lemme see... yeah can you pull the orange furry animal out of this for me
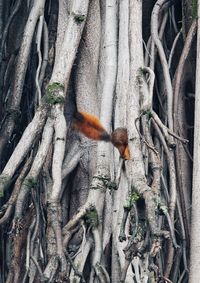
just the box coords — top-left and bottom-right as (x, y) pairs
(111, 128), (130, 160)
(73, 111), (131, 160)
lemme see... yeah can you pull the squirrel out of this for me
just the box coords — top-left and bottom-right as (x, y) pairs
(72, 111), (131, 160)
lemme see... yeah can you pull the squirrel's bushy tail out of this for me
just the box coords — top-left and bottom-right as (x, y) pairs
(72, 111), (111, 141)
(72, 111), (131, 160)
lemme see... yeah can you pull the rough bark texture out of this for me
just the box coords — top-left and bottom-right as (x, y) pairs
(0, 0), (197, 282)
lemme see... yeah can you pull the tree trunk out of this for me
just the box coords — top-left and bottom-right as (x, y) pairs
(0, 0), (197, 282)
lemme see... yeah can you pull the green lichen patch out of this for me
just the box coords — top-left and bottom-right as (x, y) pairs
(137, 67), (149, 85)
(74, 14), (86, 23)
(154, 196), (168, 215)
(156, 202), (168, 216)
(124, 191), (141, 209)
(85, 208), (98, 227)
(0, 175), (11, 197)
(158, 204), (168, 215)
(142, 109), (152, 119)
(192, 0), (197, 19)
(45, 82), (65, 105)
(47, 82), (64, 92)
(106, 180), (118, 191)
(138, 67), (148, 76)
(98, 176), (118, 191)
(23, 177), (37, 189)
(92, 175), (114, 190)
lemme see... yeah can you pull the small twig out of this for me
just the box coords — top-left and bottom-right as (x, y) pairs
(161, 175), (170, 212)
(143, 38), (153, 66)
(39, 20), (49, 87)
(152, 119), (177, 217)
(164, 211), (179, 249)
(152, 110), (189, 144)
(167, 130), (188, 144)
(177, 270), (188, 283)
(155, 79), (166, 114)
(135, 116), (158, 155)
(151, 111), (175, 148)
(35, 15), (44, 106)
(144, 36), (152, 66)
(170, 5), (178, 34)
(22, 270), (29, 283)
(168, 30), (182, 69)
(173, 20), (197, 125)
(30, 256), (44, 278)
(151, 0), (174, 130)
